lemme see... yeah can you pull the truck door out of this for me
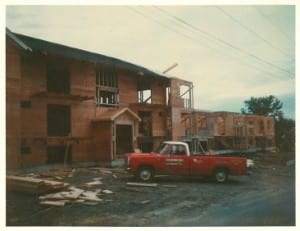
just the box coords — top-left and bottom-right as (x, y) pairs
(164, 144), (190, 175)
(190, 155), (216, 176)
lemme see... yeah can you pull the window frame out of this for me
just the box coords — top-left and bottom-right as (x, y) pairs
(95, 70), (119, 107)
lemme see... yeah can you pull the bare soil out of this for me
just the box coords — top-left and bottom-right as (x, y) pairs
(6, 152), (295, 226)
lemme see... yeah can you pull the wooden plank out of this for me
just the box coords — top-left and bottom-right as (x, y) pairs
(140, 200), (151, 205)
(82, 202), (99, 206)
(39, 192), (67, 201)
(80, 191), (102, 202)
(7, 176), (44, 185)
(126, 182), (158, 187)
(79, 196), (102, 202)
(43, 180), (69, 189)
(102, 189), (113, 194)
(85, 180), (103, 187)
(40, 200), (67, 207)
(7, 175), (69, 194)
(65, 188), (84, 199)
(7, 182), (42, 194)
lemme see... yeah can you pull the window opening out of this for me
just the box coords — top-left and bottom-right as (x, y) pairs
(180, 85), (191, 108)
(259, 120), (264, 133)
(47, 104), (71, 137)
(47, 64), (70, 94)
(137, 78), (152, 104)
(96, 70), (119, 107)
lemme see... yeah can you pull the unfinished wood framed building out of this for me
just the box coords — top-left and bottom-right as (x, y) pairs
(182, 111), (275, 153)
(6, 28), (194, 169)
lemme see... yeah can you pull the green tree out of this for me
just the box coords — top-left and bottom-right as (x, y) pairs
(241, 95), (283, 120)
(241, 95), (295, 152)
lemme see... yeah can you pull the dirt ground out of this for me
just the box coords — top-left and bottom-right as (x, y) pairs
(6, 152), (295, 226)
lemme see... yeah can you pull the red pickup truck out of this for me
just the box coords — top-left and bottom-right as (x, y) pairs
(125, 141), (247, 183)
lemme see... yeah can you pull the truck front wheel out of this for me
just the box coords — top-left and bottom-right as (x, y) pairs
(214, 169), (228, 183)
(137, 167), (154, 182)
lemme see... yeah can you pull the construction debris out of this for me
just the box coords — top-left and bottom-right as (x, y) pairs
(26, 173), (39, 178)
(112, 174), (117, 179)
(7, 175), (69, 194)
(126, 182), (158, 187)
(40, 200), (67, 207)
(102, 189), (113, 194)
(38, 187), (103, 207)
(85, 180), (103, 187)
(140, 200), (151, 205)
(80, 191), (103, 202)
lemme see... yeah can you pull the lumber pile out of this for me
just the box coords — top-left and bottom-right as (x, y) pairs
(38, 187), (111, 206)
(7, 174), (114, 207)
(6, 175), (69, 194)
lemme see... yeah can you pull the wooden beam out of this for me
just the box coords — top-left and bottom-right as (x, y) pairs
(126, 182), (158, 187)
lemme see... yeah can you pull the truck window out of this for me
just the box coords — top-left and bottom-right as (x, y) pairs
(170, 145), (186, 155)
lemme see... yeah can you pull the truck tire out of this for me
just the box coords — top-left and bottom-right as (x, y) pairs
(214, 168), (228, 183)
(137, 167), (153, 182)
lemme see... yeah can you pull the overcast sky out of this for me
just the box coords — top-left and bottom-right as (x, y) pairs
(5, 3), (296, 119)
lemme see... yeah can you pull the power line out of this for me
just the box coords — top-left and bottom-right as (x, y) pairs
(126, 7), (202, 46)
(254, 6), (294, 45)
(128, 7), (246, 69)
(153, 6), (294, 77)
(150, 6), (291, 80)
(127, 6), (293, 80)
(215, 6), (293, 60)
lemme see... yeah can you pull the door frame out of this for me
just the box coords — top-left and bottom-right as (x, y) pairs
(114, 123), (134, 158)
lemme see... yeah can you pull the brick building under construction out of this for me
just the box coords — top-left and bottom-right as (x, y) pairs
(6, 28), (275, 169)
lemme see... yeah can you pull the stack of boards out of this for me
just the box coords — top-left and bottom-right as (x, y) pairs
(6, 175), (69, 195)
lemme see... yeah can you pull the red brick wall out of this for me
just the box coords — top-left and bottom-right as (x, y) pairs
(6, 40), (22, 168)
(70, 62), (95, 162)
(151, 79), (166, 105)
(92, 122), (112, 162)
(119, 73), (137, 106)
(19, 56), (47, 166)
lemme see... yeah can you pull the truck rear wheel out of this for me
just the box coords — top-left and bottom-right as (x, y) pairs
(137, 167), (153, 182)
(214, 169), (228, 183)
